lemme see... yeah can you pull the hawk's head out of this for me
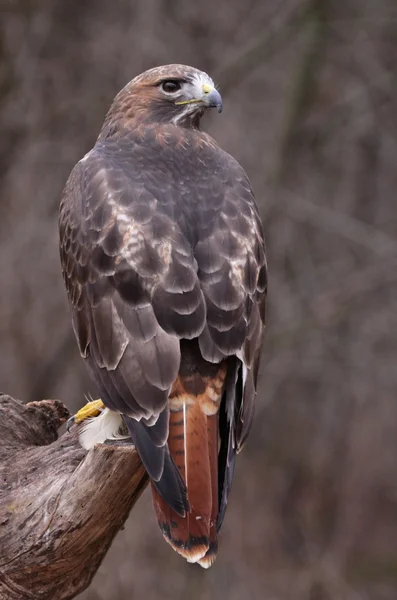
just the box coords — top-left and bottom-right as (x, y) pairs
(102, 64), (222, 132)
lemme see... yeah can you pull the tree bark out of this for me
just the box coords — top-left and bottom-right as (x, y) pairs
(0, 395), (148, 600)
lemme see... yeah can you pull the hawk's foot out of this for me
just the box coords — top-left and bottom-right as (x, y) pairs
(67, 399), (105, 432)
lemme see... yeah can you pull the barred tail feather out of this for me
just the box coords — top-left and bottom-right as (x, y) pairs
(197, 410), (219, 568)
(152, 398), (219, 566)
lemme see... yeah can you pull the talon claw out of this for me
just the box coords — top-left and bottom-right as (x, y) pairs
(66, 414), (75, 433)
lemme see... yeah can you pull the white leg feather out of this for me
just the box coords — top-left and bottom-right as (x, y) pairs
(79, 409), (129, 450)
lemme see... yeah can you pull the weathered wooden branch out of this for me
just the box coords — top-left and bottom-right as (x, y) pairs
(0, 395), (148, 600)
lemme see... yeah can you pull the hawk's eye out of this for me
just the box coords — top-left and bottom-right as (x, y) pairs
(161, 80), (182, 94)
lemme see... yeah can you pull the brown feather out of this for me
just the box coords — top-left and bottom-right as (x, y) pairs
(152, 350), (227, 565)
(197, 411), (219, 568)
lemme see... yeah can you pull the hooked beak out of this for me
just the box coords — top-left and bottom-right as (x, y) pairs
(174, 82), (223, 113)
(201, 83), (223, 113)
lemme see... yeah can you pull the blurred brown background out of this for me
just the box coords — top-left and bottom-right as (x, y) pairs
(1, 0), (397, 598)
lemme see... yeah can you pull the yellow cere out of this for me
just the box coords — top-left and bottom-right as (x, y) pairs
(175, 83), (214, 106)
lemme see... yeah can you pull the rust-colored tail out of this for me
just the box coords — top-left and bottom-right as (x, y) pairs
(151, 354), (227, 567)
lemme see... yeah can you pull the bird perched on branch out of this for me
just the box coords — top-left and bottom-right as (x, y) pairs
(59, 64), (267, 568)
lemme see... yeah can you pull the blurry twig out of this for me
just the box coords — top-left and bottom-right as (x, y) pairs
(28, 329), (78, 403)
(273, 0), (330, 182)
(294, 556), (364, 600)
(278, 189), (397, 257)
(265, 253), (397, 352)
(215, 0), (303, 94)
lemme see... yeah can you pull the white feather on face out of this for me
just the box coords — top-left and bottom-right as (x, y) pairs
(182, 71), (216, 101)
(164, 71), (218, 126)
(79, 408), (129, 450)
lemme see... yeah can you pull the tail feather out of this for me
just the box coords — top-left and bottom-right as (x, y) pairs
(150, 340), (228, 568)
(197, 540), (218, 569)
(152, 401), (217, 563)
(197, 412), (219, 568)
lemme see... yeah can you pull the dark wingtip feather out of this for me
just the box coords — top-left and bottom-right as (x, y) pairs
(124, 416), (189, 516)
(153, 448), (190, 517)
(217, 358), (240, 532)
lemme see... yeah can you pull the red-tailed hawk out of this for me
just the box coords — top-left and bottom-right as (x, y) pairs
(59, 64), (267, 567)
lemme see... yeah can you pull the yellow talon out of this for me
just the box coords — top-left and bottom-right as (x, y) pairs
(74, 399), (105, 424)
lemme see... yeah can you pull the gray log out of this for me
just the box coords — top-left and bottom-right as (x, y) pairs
(0, 395), (148, 600)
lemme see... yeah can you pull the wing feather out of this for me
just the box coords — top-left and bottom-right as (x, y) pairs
(59, 128), (267, 520)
